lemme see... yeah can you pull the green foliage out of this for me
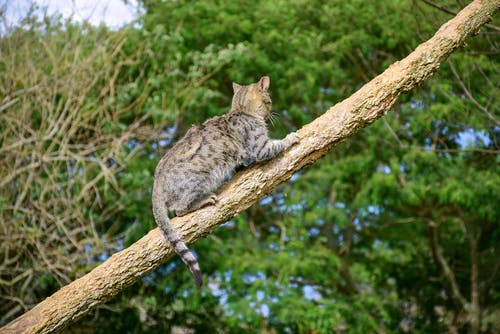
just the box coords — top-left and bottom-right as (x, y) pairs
(1, 0), (498, 333)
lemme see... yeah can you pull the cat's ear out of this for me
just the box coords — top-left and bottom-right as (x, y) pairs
(258, 76), (270, 91)
(232, 82), (242, 93)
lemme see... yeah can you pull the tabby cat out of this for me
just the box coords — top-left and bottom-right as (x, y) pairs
(152, 76), (300, 286)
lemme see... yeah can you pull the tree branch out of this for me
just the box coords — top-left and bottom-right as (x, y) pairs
(2, 0), (498, 333)
(426, 221), (468, 308)
(420, 0), (500, 32)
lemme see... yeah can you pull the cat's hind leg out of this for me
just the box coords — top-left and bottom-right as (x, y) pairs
(175, 192), (218, 217)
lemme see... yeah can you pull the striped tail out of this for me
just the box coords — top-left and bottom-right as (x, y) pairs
(152, 183), (203, 287)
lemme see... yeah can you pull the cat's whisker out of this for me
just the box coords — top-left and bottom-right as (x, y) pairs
(268, 112), (280, 127)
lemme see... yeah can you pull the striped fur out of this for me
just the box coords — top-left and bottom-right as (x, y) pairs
(152, 180), (203, 286)
(152, 76), (299, 286)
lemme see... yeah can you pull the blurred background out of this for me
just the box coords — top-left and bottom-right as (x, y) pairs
(0, 0), (498, 333)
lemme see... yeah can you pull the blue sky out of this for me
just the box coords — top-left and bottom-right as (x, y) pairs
(3, 0), (140, 29)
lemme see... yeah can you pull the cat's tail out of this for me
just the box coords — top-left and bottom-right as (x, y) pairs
(152, 180), (203, 287)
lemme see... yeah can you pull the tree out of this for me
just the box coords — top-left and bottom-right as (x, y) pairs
(1, 1), (498, 333)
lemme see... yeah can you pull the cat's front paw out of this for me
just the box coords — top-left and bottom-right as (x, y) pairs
(284, 132), (301, 148)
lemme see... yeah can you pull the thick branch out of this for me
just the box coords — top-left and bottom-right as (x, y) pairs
(2, 1), (498, 333)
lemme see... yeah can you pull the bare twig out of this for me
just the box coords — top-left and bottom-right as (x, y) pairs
(420, 0), (500, 32)
(448, 60), (499, 125)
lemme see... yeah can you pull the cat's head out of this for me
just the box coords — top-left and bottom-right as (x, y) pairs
(231, 76), (272, 118)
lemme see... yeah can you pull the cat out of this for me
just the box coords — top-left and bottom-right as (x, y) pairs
(152, 76), (300, 286)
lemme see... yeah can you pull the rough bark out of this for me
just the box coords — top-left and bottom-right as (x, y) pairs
(2, 0), (498, 333)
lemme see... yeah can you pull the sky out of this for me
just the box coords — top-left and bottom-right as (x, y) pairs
(2, 0), (140, 29)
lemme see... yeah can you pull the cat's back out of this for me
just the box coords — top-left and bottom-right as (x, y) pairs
(157, 114), (243, 173)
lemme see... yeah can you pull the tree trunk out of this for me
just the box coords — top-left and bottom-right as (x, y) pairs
(1, 0), (498, 333)
(468, 233), (480, 334)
